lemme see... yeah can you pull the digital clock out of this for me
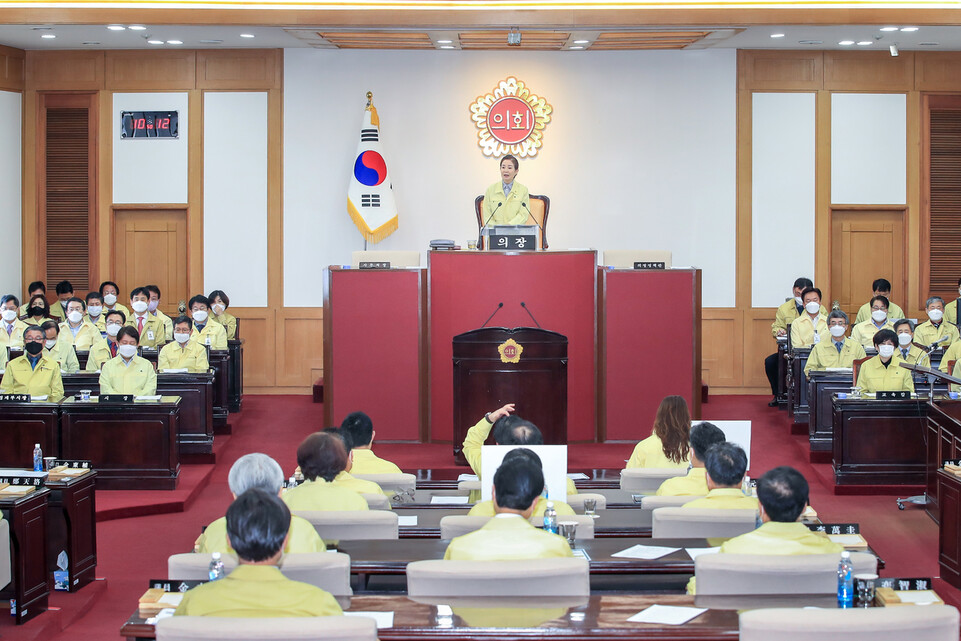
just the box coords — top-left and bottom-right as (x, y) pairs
(120, 111), (179, 139)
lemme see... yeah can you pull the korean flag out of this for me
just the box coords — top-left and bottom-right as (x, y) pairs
(347, 96), (398, 244)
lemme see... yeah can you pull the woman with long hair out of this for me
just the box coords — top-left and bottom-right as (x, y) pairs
(626, 395), (691, 468)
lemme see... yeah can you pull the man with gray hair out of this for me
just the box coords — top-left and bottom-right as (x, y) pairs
(194, 453), (326, 554)
(804, 309), (866, 377)
(916, 296), (960, 349)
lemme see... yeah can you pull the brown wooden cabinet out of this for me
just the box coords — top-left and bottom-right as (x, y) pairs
(0, 488), (50, 624)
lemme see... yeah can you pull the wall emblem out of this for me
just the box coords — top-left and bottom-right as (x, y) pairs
(498, 338), (524, 364)
(470, 77), (553, 158)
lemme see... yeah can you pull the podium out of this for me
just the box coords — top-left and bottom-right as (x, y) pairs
(452, 327), (567, 464)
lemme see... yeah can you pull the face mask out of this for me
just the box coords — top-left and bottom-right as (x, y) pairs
(871, 309), (887, 323)
(148, 300), (159, 313)
(929, 309), (944, 322)
(30, 306), (45, 316)
(212, 304), (225, 315)
(174, 332), (191, 344)
(45, 339), (57, 349)
(67, 311), (83, 324)
(103, 293), (117, 306)
(24, 341), (43, 356)
(131, 300), (149, 314)
(829, 325), (846, 338)
(87, 305), (102, 317)
(118, 344), (138, 359)
(805, 301), (820, 315)
(106, 323), (121, 337)
(898, 332), (913, 346)
(879, 344), (896, 359)
(1, 309), (17, 322)
(192, 310), (208, 323)
(794, 296), (803, 306)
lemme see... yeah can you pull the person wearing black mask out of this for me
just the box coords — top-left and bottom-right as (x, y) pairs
(0, 325), (64, 400)
(23, 294), (53, 325)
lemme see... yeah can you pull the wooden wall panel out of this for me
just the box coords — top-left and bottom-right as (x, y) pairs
(702, 310), (740, 388)
(744, 311), (778, 391)
(0, 45), (25, 91)
(197, 50), (281, 90)
(275, 310), (324, 390)
(26, 51), (104, 91)
(231, 308), (274, 389)
(915, 54), (961, 92)
(105, 50), (196, 90)
(823, 51), (914, 91)
(738, 50), (822, 91)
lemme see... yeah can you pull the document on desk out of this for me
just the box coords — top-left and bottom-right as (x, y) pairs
(567, 472), (589, 480)
(397, 515), (418, 526)
(627, 604), (707, 625)
(894, 590), (941, 604)
(457, 474), (479, 482)
(828, 534), (868, 548)
(430, 496), (470, 505)
(685, 546), (720, 560)
(135, 395), (163, 401)
(612, 544), (680, 559)
(30, 395), (48, 401)
(344, 611), (394, 628)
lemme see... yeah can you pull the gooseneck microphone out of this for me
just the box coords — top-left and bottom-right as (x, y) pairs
(521, 201), (544, 234)
(520, 301), (542, 329)
(479, 201), (503, 248)
(481, 302), (504, 328)
(481, 201), (502, 231)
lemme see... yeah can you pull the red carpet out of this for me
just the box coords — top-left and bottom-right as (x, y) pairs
(12, 395), (956, 640)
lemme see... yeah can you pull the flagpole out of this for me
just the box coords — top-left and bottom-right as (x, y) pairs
(365, 90), (372, 252)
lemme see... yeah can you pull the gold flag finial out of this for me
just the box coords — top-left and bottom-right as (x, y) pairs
(366, 91), (373, 107)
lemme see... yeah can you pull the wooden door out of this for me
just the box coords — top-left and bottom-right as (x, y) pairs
(112, 207), (188, 317)
(830, 209), (906, 318)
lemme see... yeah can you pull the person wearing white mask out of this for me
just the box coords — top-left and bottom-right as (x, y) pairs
(99, 326), (157, 396)
(946, 278), (961, 328)
(98, 280), (130, 319)
(208, 289), (237, 340)
(188, 295), (228, 350)
(789, 287), (829, 349)
(125, 286), (165, 349)
(145, 285), (174, 342)
(854, 278), (904, 324)
(40, 320), (79, 374)
(84, 292), (107, 334)
(916, 296), (960, 350)
(85, 310), (127, 371)
(892, 319), (930, 367)
(0, 294), (28, 351)
(851, 295), (895, 350)
(765, 278), (827, 406)
(804, 310), (866, 376)
(59, 297), (103, 352)
(856, 329), (914, 394)
(159, 316), (210, 373)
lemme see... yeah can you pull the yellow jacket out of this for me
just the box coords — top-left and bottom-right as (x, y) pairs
(789, 313), (828, 348)
(104, 302), (131, 318)
(158, 340), (209, 373)
(0, 354), (63, 399)
(482, 181), (532, 227)
(86, 313), (106, 333)
(443, 514), (573, 561)
(153, 310), (174, 342)
(126, 313), (166, 349)
(626, 433), (690, 469)
(45, 341), (79, 374)
(856, 356), (914, 394)
(897, 345), (930, 368)
(854, 301), (905, 324)
(191, 321), (228, 350)
(915, 320), (960, 349)
(99, 355), (158, 395)
(0, 344), (6, 370)
(348, 448), (402, 475)
(939, 341), (961, 374)
(0, 319), (29, 349)
(333, 471), (390, 500)
(22, 303), (66, 322)
(195, 515), (325, 555)
(719, 521), (842, 555)
(683, 488), (759, 510)
(282, 478), (369, 512)
(851, 319), (895, 350)
(804, 337), (866, 376)
(173, 564), (342, 618)
(947, 299), (959, 327)
(655, 467), (708, 496)
(772, 300), (827, 337)
(85, 340), (119, 371)
(59, 320), (104, 352)
(468, 496), (576, 518)
(212, 311), (238, 340)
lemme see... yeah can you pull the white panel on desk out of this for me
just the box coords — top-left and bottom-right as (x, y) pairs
(113, 92), (188, 204)
(752, 93), (816, 308)
(283, 48), (736, 308)
(0, 91), (21, 297)
(831, 93), (906, 205)
(203, 92), (268, 307)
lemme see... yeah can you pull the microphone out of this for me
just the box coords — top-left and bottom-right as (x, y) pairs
(481, 302), (504, 328)
(481, 201), (502, 231)
(479, 201), (503, 248)
(520, 301), (542, 329)
(521, 201), (544, 234)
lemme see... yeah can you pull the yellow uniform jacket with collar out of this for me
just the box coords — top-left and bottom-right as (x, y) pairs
(683, 488), (759, 510)
(804, 337), (866, 376)
(349, 448), (403, 475)
(946, 299), (959, 327)
(915, 320), (961, 349)
(333, 471), (391, 500)
(86, 313), (107, 334)
(282, 478), (370, 512)
(212, 311), (238, 340)
(851, 319), (895, 350)
(626, 433), (690, 469)
(655, 467), (708, 496)
(719, 521), (842, 555)
(59, 320), (104, 352)
(104, 302), (131, 318)
(0, 353), (63, 399)
(99, 354), (157, 395)
(44, 341), (79, 374)
(897, 344), (930, 368)
(856, 355), (914, 393)
(482, 181), (531, 227)
(443, 514), (574, 561)
(0, 319), (29, 349)
(854, 301), (905, 324)
(85, 340), (118, 372)
(153, 310), (174, 342)
(790, 313), (828, 349)
(772, 300), (827, 337)
(125, 313), (166, 349)
(194, 515), (326, 555)
(158, 340), (209, 373)
(940, 341), (961, 374)
(468, 496), (576, 518)
(190, 321), (228, 350)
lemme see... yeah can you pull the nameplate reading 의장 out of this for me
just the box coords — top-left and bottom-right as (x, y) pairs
(100, 394), (134, 403)
(359, 261), (391, 270)
(634, 261), (666, 270)
(877, 391), (910, 400)
(0, 394), (30, 403)
(808, 523), (859, 534)
(490, 232), (536, 251)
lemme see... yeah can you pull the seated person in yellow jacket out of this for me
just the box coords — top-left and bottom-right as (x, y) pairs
(339, 411), (403, 474)
(482, 154), (532, 228)
(99, 326), (158, 396)
(60, 297), (104, 352)
(851, 295), (895, 349)
(176, 489), (342, 618)
(626, 394), (691, 469)
(789, 286), (829, 349)
(209, 289), (238, 340)
(126, 286), (165, 349)
(159, 316), (210, 373)
(765, 278), (827, 406)
(683, 442), (758, 510)
(51, 280), (73, 322)
(0, 325), (64, 400)
(656, 421), (726, 496)
(470, 448), (576, 518)
(282, 432), (369, 512)
(946, 278), (961, 327)
(323, 427), (391, 500)
(84, 291), (107, 334)
(145, 285), (174, 343)
(0, 294), (29, 350)
(893, 319), (930, 367)
(916, 296), (961, 350)
(40, 320), (79, 374)
(99, 280), (130, 319)
(445, 457), (573, 561)
(939, 327), (961, 381)
(854, 278), (905, 324)
(188, 294), (228, 350)
(195, 453), (325, 555)
(855, 329), (914, 394)
(804, 310), (867, 377)
(22, 294), (56, 326)
(86, 310), (126, 371)
(17, 281), (46, 318)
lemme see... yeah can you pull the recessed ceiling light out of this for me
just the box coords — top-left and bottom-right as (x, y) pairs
(83, 41), (101, 45)
(839, 40), (855, 46)
(200, 39), (223, 44)
(880, 26), (899, 32)
(569, 46), (584, 50)
(857, 41), (873, 46)
(437, 39), (452, 44)
(573, 39), (589, 44)
(240, 33), (255, 38)
(770, 33), (785, 38)
(439, 45), (455, 49)
(798, 40), (823, 45)
(107, 25), (126, 31)
(900, 26), (919, 32)
(166, 40), (183, 45)
(129, 25), (147, 31)
(31, 26), (52, 31)
(920, 42), (940, 46)
(147, 39), (164, 45)
(41, 34), (56, 39)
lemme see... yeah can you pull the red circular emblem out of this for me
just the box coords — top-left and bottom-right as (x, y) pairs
(503, 345), (517, 358)
(486, 97), (535, 145)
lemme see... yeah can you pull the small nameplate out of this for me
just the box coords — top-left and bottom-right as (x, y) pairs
(877, 577), (933, 591)
(877, 391), (910, 400)
(490, 233), (536, 251)
(52, 459), (92, 470)
(808, 523), (859, 535)
(359, 261), (390, 270)
(99, 394), (134, 403)
(0, 475), (44, 488)
(0, 394), (30, 403)
(634, 261), (666, 270)
(149, 579), (206, 592)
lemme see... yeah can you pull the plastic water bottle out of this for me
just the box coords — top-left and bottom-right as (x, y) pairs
(32, 443), (42, 472)
(543, 501), (558, 534)
(208, 552), (225, 581)
(837, 550), (854, 608)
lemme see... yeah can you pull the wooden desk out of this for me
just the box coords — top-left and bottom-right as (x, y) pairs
(393, 488), (644, 510)
(208, 351), (230, 432)
(46, 471), (97, 592)
(226, 339), (244, 413)
(0, 400), (61, 466)
(60, 397), (181, 490)
(0, 488), (50, 624)
(927, 399), (961, 523)
(806, 370), (852, 453)
(392, 508), (653, 538)
(786, 347), (811, 423)
(775, 339), (788, 407)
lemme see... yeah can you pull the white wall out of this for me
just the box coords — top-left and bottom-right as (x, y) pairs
(283, 48), (737, 308)
(752, 92), (817, 307)
(113, 92), (189, 204)
(203, 92), (269, 307)
(0, 90), (21, 297)
(831, 93), (906, 205)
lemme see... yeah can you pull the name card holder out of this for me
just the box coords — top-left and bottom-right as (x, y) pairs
(634, 261), (666, 270)
(808, 523), (860, 535)
(359, 261), (391, 270)
(52, 459), (92, 470)
(100, 394), (134, 404)
(149, 578), (207, 592)
(877, 577), (933, 591)
(877, 391), (911, 400)
(0, 474), (45, 488)
(0, 394), (30, 403)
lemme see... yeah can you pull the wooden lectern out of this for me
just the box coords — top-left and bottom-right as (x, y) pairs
(452, 327), (567, 465)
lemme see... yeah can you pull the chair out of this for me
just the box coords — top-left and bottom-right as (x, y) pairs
(566, 493), (606, 511)
(739, 605), (960, 641)
(156, 616), (377, 641)
(602, 250), (673, 269)
(294, 510), (398, 541)
(853, 356), (871, 387)
(695, 552), (877, 595)
(359, 493), (391, 511)
(167, 552), (352, 596)
(0, 518), (10, 591)
(619, 467), (688, 492)
(439, 515), (594, 539)
(651, 507), (757, 538)
(406, 558), (589, 597)
(456, 480), (481, 492)
(350, 250), (420, 268)
(639, 495), (703, 510)
(351, 473), (416, 494)
(474, 194), (550, 249)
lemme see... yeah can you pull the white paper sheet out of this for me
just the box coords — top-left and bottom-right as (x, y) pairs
(627, 604), (707, 625)
(567, 472), (589, 480)
(430, 496), (469, 505)
(135, 395), (163, 401)
(158, 593), (184, 606)
(828, 534), (866, 546)
(612, 545), (680, 560)
(344, 611), (394, 628)
(895, 590), (940, 604)
(457, 474), (479, 482)
(685, 547), (720, 560)
(30, 395), (48, 401)
(397, 515), (418, 526)
(161, 368), (189, 374)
